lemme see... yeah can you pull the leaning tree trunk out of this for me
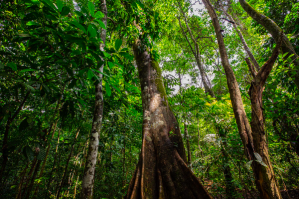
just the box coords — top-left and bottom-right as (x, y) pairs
(81, 1), (107, 198)
(177, 3), (215, 97)
(246, 34), (283, 199)
(202, 0), (282, 198)
(239, 0), (299, 88)
(125, 39), (212, 199)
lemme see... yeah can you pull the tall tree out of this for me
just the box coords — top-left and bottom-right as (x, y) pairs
(202, 0), (283, 198)
(81, 0), (107, 198)
(125, 36), (212, 198)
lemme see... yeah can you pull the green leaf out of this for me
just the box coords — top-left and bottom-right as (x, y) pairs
(70, 21), (86, 33)
(26, 21), (39, 26)
(103, 51), (111, 58)
(95, 11), (104, 19)
(78, 99), (88, 107)
(119, 52), (133, 61)
(108, 61), (114, 69)
(56, 0), (63, 12)
(96, 19), (106, 29)
(91, 69), (110, 77)
(106, 83), (111, 96)
(19, 69), (36, 73)
(115, 39), (122, 51)
(61, 6), (70, 16)
(87, 69), (94, 80)
(88, 2), (95, 17)
(42, 0), (58, 11)
(7, 62), (17, 71)
(88, 24), (97, 38)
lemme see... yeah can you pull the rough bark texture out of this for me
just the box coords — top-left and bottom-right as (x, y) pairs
(248, 34), (283, 199)
(203, 0), (282, 198)
(81, 1), (107, 198)
(239, 0), (299, 88)
(125, 39), (212, 199)
(203, 0), (254, 161)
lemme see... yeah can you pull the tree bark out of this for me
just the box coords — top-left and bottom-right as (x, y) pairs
(184, 122), (192, 165)
(239, 0), (299, 88)
(247, 34), (283, 199)
(25, 160), (42, 199)
(125, 38), (212, 199)
(81, 1), (107, 198)
(202, 0), (282, 198)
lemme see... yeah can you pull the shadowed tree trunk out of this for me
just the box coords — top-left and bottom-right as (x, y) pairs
(184, 122), (192, 165)
(239, 0), (299, 88)
(246, 34), (283, 199)
(81, 1), (107, 198)
(203, 0), (282, 198)
(125, 38), (212, 199)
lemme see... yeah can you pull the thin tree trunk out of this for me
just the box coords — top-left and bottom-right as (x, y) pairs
(24, 160), (42, 199)
(239, 0), (299, 88)
(184, 122), (192, 164)
(81, 1), (107, 198)
(36, 89), (64, 188)
(125, 37), (212, 199)
(0, 91), (30, 183)
(15, 161), (29, 199)
(20, 157), (37, 198)
(56, 127), (81, 198)
(177, 6), (215, 97)
(221, 8), (260, 71)
(47, 127), (62, 189)
(202, 0), (282, 198)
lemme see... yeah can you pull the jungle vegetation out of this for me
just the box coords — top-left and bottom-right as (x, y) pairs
(0, 0), (298, 198)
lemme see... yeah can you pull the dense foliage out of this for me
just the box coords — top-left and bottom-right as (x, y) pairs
(0, 0), (298, 198)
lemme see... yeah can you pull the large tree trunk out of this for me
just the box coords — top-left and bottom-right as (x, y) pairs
(125, 39), (212, 199)
(81, 1), (107, 198)
(239, 0), (299, 88)
(202, 0), (282, 198)
(247, 35), (283, 199)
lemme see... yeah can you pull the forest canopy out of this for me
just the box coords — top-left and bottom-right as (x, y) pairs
(0, 0), (298, 198)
